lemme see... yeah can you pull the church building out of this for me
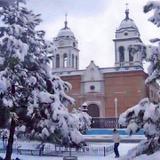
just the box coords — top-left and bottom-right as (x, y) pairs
(52, 9), (148, 127)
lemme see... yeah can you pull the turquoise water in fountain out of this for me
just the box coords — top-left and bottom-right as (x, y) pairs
(86, 129), (144, 135)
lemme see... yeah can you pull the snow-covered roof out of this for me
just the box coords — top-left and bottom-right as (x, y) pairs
(101, 66), (143, 74)
(57, 27), (75, 37)
(52, 65), (144, 77)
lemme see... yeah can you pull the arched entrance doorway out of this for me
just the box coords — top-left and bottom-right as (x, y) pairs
(87, 103), (100, 128)
(87, 103), (100, 117)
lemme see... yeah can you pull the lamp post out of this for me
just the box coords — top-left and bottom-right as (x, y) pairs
(114, 97), (118, 128)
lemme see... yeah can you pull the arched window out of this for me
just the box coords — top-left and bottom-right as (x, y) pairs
(56, 54), (60, 68)
(119, 46), (125, 62)
(73, 42), (76, 47)
(72, 54), (74, 67)
(129, 53), (134, 62)
(129, 48), (134, 62)
(63, 53), (68, 68)
(75, 56), (78, 69)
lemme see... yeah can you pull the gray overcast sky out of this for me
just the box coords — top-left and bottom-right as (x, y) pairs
(26, 0), (160, 69)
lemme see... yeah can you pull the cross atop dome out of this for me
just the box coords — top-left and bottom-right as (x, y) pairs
(125, 2), (128, 10)
(64, 13), (68, 29)
(125, 3), (129, 20)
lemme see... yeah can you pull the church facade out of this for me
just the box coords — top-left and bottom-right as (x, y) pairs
(52, 9), (148, 127)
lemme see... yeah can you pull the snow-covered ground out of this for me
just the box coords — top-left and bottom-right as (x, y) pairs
(0, 135), (157, 160)
(0, 143), (136, 160)
(0, 142), (160, 159)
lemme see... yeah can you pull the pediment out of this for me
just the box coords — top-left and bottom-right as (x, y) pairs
(82, 61), (103, 81)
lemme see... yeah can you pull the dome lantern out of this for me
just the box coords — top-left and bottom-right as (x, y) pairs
(125, 2), (129, 20)
(64, 13), (68, 29)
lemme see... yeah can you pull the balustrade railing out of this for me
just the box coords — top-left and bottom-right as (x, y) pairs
(91, 117), (120, 128)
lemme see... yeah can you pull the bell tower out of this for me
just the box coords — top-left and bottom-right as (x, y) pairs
(113, 6), (143, 67)
(53, 15), (79, 72)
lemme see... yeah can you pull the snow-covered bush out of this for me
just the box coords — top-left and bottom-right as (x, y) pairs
(72, 108), (91, 134)
(119, 98), (160, 138)
(27, 76), (91, 147)
(119, 1), (160, 158)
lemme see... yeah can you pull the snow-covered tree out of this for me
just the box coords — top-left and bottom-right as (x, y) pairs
(0, 1), (91, 159)
(0, 1), (53, 159)
(25, 76), (91, 148)
(0, 0), (25, 7)
(119, 1), (160, 159)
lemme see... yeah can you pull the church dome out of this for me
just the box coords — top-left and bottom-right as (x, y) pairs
(117, 9), (139, 32)
(118, 18), (138, 30)
(57, 27), (75, 37)
(57, 18), (75, 38)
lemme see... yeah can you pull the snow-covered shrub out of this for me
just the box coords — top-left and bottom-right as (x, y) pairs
(119, 98), (160, 157)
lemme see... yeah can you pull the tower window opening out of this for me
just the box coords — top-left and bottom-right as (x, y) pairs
(73, 42), (76, 47)
(129, 51), (134, 62)
(56, 54), (60, 68)
(128, 47), (134, 62)
(76, 56), (78, 69)
(119, 46), (125, 62)
(72, 54), (74, 67)
(63, 53), (68, 68)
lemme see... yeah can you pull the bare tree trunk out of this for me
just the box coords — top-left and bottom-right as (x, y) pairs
(5, 118), (16, 160)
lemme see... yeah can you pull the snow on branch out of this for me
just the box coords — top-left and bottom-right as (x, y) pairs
(150, 38), (160, 43)
(119, 97), (160, 138)
(144, 1), (160, 27)
(119, 98), (149, 135)
(0, 0), (25, 7)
